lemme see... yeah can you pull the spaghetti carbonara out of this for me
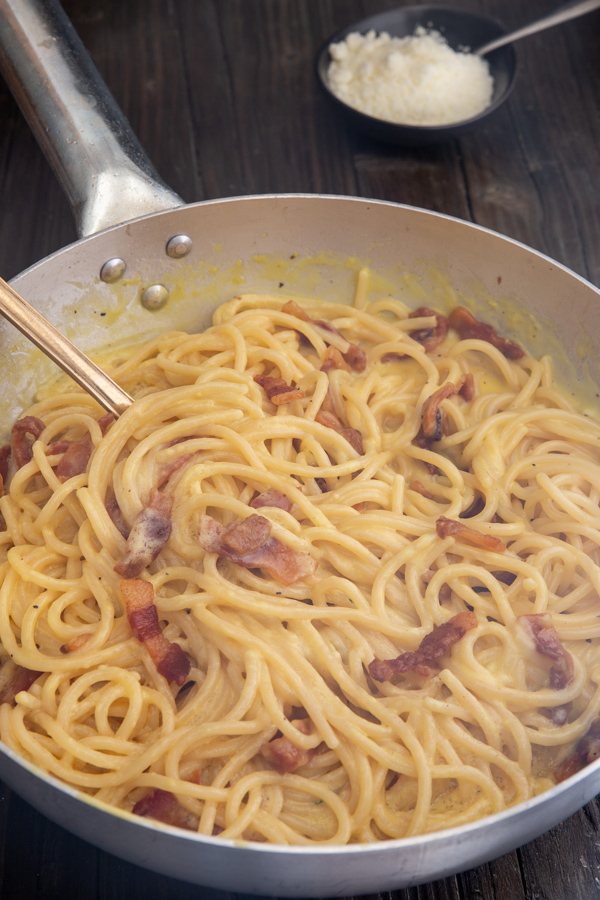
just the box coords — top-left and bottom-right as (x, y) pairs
(0, 272), (599, 844)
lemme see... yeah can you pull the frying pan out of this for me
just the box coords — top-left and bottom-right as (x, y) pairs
(1, 0), (600, 895)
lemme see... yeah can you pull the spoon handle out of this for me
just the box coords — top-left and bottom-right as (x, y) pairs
(475, 0), (600, 56)
(0, 277), (133, 417)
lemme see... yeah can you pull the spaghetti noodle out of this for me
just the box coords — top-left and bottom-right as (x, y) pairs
(0, 272), (599, 844)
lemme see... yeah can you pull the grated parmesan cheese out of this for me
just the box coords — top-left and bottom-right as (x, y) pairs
(327, 28), (494, 126)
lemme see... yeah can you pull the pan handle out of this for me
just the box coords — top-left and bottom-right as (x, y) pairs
(0, 0), (183, 238)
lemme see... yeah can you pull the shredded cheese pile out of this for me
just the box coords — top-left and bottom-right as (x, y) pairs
(328, 28), (494, 126)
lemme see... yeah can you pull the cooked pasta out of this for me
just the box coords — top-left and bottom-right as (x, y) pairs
(0, 271), (599, 844)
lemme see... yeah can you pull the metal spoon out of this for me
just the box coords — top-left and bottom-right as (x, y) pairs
(475, 0), (600, 56)
(0, 277), (133, 417)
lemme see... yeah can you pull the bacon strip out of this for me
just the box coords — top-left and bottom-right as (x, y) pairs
(47, 414), (114, 482)
(408, 307), (449, 353)
(369, 611), (477, 683)
(221, 514), (271, 555)
(0, 663), (43, 705)
(197, 513), (316, 586)
(281, 299), (366, 371)
(114, 489), (173, 578)
(436, 516), (506, 552)
(315, 410), (364, 455)
(421, 383), (458, 441)
(412, 436), (441, 475)
(261, 718), (316, 773)
(0, 445), (10, 487)
(520, 613), (574, 691)
(282, 299), (311, 323)
(340, 427), (363, 454)
(120, 579), (190, 685)
(555, 718), (600, 782)
(448, 306), (524, 360)
(320, 346), (351, 373)
(254, 374), (305, 405)
(158, 454), (195, 487)
(106, 495), (130, 538)
(458, 373), (475, 401)
(315, 409), (343, 431)
(132, 788), (199, 831)
(343, 343), (367, 372)
(410, 480), (434, 500)
(156, 436), (198, 487)
(12, 416), (45, 468)
(250, 489), (292, 512)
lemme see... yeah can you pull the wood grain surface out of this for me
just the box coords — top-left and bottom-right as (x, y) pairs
(0, 1), (599, 898)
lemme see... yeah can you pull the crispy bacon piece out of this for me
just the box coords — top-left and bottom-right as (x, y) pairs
(46, 414), (114, 482)
(321, 346), (351, 373)
(315, 409), (343, 430)
(369, 611), (477, 683)
(254, 374), (305, 405)
(340, 427), (364, 454)
(156, 435), (199, 486)
(410, 480), (434, 500)
(55, 437), (93, 480)
(315, 410), (364, 455)
(320, 389), (336, 415)
(436, 516), (506, 552)
(458, 372), (475, 401)
(520, 614), (574, 691)
(132, 788), (199, 831)
(448, 307), (524, 360)
(422, 383), (458, 442)
(281, 299), (366, 371)
(197, 513), (316, 586)
(221, 514), (271, 555)
(158, 454), (195, 487)
(412, 436), (441, 475)
(555, 718), (600, 782)
(261, 718), (316, 773)
(0, 445), (10, 486)
(120, 579), (190, 685)
(250, 489), (293, 512)
(0, 663), (43, 705)
(281, 299), (310, 322)
(106, 494), (130, 538)
(12, 416), (45, 468)
(343, 343), (367, 372)
(114, 489), (173, 578)
(408, 307), (449, 353)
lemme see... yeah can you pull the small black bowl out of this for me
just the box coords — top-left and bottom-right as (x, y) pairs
(316, 5), (517, 145)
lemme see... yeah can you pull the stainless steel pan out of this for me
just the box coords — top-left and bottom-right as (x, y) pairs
(1, 1), (600, 895)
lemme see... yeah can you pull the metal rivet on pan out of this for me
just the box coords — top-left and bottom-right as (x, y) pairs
(100, 257), (127, 283)
(166, 234), (193, 258)
(141, 284), (169, 311)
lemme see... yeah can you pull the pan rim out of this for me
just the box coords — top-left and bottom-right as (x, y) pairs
(9, 193), (599, 300)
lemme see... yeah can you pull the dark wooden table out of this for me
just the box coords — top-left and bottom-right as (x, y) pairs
(0, 1), (599, 897)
